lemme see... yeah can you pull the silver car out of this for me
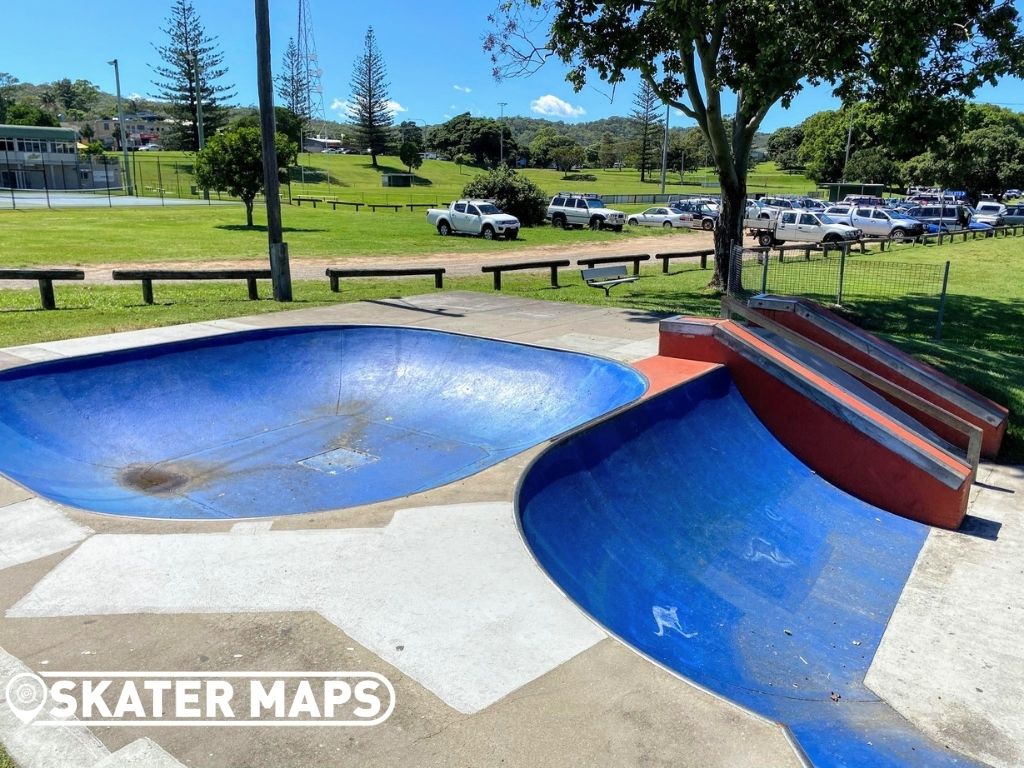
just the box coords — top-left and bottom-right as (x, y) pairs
(846, 206), (924, 242)
(627, 207), (693, 228)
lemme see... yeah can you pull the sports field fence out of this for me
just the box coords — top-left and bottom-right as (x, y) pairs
(726, 242), (951, 340)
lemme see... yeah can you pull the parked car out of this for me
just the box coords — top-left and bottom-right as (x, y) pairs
(903, 204), (969, 231)
(747, 198), (790, 220)
(136, 144), (161, 152)
(546, 193), (626, 231)
(746, 210), (861, 247)
(426, 199), (520, 240)
(1002, 204), (1024, 225)
(627, 206), (693, 228)
(669, 200), (718, 230)
(1004, 189), (1021, 200)
(842, 195), (885, 206)
(829, 206), (924, 242)
(972, 201), (1007, 226)
(799, 198), (827, 212)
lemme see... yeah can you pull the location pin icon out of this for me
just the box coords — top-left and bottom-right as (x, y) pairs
(5, 673), (48, 725)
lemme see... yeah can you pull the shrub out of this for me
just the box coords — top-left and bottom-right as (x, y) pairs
(461, 166), (548, 226)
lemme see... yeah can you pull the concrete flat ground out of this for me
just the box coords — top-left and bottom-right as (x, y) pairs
(1, 293), (1021, 768)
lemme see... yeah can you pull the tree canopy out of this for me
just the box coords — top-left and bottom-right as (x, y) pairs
(276, 38), (310, 131)
(349, 27), (394, 167)
(399, 140), (423, 172)
(486, 0), (1024, 286)
(193, 125), (297, 227)
(150, 0), (235, 151)
(427, 113), (516, 167)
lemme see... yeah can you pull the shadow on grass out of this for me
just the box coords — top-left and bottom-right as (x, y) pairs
(369, 163), (433, 186)
(215, 225), (328, 233)
(841, 293), (1024, 356)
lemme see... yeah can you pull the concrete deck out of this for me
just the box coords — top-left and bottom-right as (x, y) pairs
(1, 292), (1021, 768)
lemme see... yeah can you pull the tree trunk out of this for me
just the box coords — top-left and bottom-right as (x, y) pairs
(244, 198), (254, 227)
(371, 152), (378, 168)
(713, 180), (746, 290)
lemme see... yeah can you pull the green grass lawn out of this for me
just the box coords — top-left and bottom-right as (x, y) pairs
(0, 744), (16, 768)
(0, 204), (687, 266)
(119, 152), (818, 205)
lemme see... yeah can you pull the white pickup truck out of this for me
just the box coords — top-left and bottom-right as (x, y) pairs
(744, 209), (861, 247)
(426, 200), (520, 240)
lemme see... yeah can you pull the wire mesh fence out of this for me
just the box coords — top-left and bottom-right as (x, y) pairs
(727, 243), (951, 339)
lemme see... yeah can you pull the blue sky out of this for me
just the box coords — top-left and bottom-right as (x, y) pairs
(4, 0), (1023, 133)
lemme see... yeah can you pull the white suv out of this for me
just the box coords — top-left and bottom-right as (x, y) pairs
(547, 193), (626, 231)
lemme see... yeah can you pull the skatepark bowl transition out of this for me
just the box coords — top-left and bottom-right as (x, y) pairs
(519, 366), (978, 767)
(0, 325), (647, 519)
(0, 292), (1020, 768)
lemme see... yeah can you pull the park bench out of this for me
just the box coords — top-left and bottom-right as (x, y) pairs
(654, 248), (715, 272)
(0, 268), (85, 310)
(368, 203), (402, 213)
(581, 265), (638, 297)
(480, 259), (570, 291)
(406, 203), (438, 211)
(112, 269), (271, 304)
(325, 266), (445, 291)
(325, 200), (362, 211)
(774, 243), (820, 262)
(576, 253), (650, 275)
(858, 235), (890, 253)
(293, 196), (325, 207)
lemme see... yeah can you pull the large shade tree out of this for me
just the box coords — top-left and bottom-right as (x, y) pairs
(194, 126), (297, 227)
(486, 0), (1024, 287)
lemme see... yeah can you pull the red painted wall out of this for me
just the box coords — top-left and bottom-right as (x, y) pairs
(660, 324), (970, 529)
(758, 306), (1007, 458)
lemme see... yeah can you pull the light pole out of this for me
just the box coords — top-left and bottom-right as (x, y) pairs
(498, 101), (508, 166)
(107, 59), (133, 195)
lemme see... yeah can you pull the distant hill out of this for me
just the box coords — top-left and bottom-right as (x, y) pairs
(4, 77), (767, 150)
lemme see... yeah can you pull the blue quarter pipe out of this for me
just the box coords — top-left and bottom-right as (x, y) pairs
(0, 325), (646, 519)
(518, 366), (981, 768)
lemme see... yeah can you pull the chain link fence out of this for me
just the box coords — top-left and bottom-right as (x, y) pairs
(727, 243), (951, 339)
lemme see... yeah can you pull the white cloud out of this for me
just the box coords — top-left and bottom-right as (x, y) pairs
(330, 98), (354, 118)
(330, 98), (406, 118)
(453, 84), (471, 93)
(530, 94), (586, 118)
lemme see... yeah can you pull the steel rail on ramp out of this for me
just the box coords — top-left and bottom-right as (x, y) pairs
(720, 296), (982, 474)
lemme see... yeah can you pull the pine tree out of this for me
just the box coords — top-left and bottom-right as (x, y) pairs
(348, 27), (394, 168)
(150, 0), (235, 151)
(630, 81), (662, 182)
(275, 37), (310, 131)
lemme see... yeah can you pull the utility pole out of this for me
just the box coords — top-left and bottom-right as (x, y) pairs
(660, 104), (669, 194)
(498, 102), (508, 166)
(255, 0), (292, 301)
(842, 113), (853, 182)
(107, 59), (133, 195)
(193, 55), (205, 150)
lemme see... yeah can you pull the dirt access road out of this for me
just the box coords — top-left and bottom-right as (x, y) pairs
(71, 231), (718, 283)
